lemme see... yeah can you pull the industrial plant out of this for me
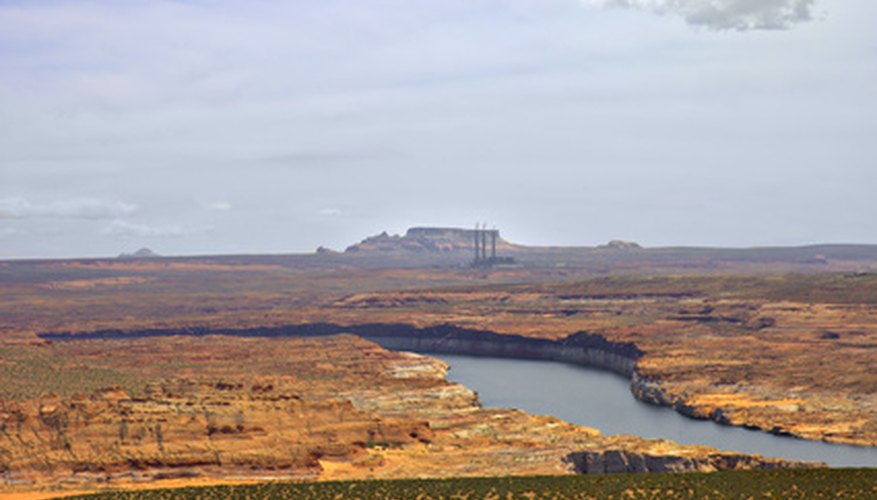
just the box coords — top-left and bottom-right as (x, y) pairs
(472, 223), (515, 268)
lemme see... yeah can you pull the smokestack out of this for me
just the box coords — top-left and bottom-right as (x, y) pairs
(481, 227), (488, 261)
(491, 230), (496, 259)
(473, 223), (480, 264)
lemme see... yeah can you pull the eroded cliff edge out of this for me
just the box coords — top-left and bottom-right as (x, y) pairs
(40, 323), (639, 376)
(39, 321), (852, 448)
(2, 334), (810, 496)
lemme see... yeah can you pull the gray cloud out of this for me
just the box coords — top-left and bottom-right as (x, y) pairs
(101, 220), (212, 238)
(0, 197), (136, 219)
(0, 0), (875, 258)
(590, 0), (815, 30)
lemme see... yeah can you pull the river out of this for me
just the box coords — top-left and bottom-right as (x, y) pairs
(432, 353), (877, 467)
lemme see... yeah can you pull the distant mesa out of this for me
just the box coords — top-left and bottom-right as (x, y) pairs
(343, 226), (517, 268)
(345, 227), (512, 254)
(118, 248), (160, 259)
(599, 240), (642, 251)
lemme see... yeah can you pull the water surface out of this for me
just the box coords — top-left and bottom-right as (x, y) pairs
(434, 354), (877, 467)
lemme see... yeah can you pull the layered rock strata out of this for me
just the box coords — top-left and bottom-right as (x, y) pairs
(40, 323), (641, 376)
(40, 320), (877, 447)
(1, 335), (809, 496)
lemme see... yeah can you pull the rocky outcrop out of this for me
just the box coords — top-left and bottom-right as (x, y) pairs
(0, 378), (433, 486)
(566, 448), (802, 474)
(117, 248), (160, 259)
(630, 373), (809, 439)
(598, 240), (643, 251)
(344, 227), (515, 254)
(631, 372), (688, 415)
(315, 246), (340, 255)
(366, 329), (640, 377)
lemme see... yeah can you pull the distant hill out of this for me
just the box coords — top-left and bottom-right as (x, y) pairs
(599, 240), (643, 250)
(118, 248), (160, 259)
(315, 246), (340, 256)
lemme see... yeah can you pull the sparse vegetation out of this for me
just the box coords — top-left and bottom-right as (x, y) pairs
(0, 345), (145, 401)
(71, 469), (877, 499)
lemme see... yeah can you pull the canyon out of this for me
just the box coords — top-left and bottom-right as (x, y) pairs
(0, 335), (808, 497)
(37, 318), (877, 448)
(2, 231), (877, 494)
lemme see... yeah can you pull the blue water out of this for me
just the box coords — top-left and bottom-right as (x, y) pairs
(434, 354), (877, 467)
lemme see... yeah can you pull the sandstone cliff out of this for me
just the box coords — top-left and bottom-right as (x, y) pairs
(0, 335), (810, 496)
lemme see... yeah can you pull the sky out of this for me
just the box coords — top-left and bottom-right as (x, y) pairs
(1, 0), (876, 258)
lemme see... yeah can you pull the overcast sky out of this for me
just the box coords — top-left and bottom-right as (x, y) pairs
(1, 0), (875, 258)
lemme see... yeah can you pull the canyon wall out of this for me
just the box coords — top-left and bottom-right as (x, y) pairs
(361, 330), (640, 377)
(565, 449), (794, 474)
(40, 323), (642, 377)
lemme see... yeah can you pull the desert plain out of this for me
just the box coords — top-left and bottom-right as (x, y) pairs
(2, 228), (877, 496)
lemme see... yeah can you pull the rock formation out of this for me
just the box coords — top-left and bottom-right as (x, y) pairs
(599, 240), (642, 250)
(566, 447), (794, 474)
(0, 335), (810, 495)
(344, 227), (514, 254)
(117, 248), (160, 259)
(315, 246), (340, 255)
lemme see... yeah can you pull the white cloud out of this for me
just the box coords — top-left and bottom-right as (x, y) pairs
(0, 197), (136, 219)
(317, 207), (343, 216)
(101, 220), (212, 238)
(589, 0), (815, 30)
(207, 201), (232, 211)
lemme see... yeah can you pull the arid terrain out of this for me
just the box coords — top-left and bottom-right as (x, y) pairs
(4, 334), (802, 496)
(2, 229), (877, 496)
